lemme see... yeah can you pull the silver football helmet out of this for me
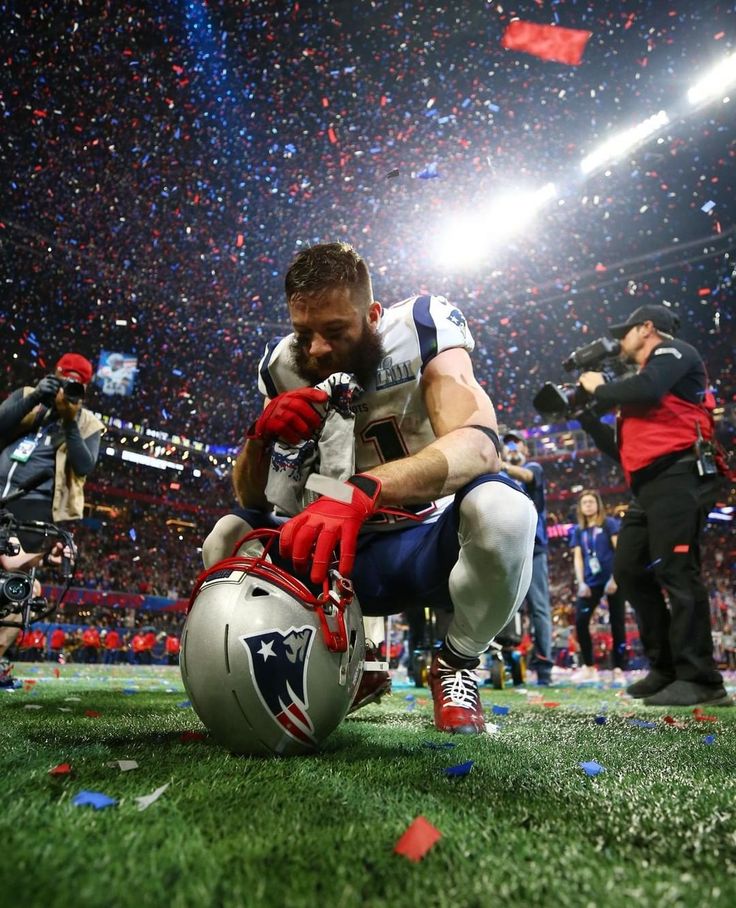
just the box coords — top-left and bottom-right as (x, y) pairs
(180, 529), (365, 756)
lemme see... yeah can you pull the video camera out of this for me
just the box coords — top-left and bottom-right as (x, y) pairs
(0, 502), (77, 631)
(533, 336), (629, 419)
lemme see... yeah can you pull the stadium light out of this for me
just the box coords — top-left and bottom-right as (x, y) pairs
(434, 183), (557, 269)
(580, 110), (670, 175)
(687, 54), (736, 106)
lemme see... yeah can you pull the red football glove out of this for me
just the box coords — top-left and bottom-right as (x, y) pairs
(280, 474), (381, 584)
(247, 387), (329, 446)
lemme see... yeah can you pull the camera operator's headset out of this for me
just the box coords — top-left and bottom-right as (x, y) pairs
(0, 474), (77, 631)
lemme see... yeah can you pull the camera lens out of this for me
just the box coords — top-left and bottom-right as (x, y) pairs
(1, 573), (33, 603)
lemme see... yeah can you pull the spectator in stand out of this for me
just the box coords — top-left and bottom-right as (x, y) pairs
(570, 490), (627, 682)
(103, 627), (122, 665)
(80, 625), (101, 664)
(49, 626), (66, 662)
(500, 432), (553, 685)
(165, 633), (180, 666)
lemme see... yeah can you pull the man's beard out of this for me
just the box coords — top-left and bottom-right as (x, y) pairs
(290, 322), (386, 390)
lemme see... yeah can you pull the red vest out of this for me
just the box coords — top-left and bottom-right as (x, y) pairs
(619, 391), (714, 483)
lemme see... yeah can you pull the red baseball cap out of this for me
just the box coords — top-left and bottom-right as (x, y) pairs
(56, 353), (93, 385)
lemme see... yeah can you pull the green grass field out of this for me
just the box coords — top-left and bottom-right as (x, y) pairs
(2, 663), (735, 908)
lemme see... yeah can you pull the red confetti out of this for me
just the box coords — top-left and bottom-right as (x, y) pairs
(394, 816), (442, 862)
(595, 263), (607, 272)
(54, 667), (61, 678)
(180, 731), (207, 742)
(236, 233), (244, 248)
(501, 21), (592, 66)
(49, 763), (72, 776)
(327, 127), (338, 144)
(542, 701), (561, 708)
(23, 680), (37, 691)
(85, 710), (101, 718)
(693, 708), (717, 723)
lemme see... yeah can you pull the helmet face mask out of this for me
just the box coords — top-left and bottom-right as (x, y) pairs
(180, 531), (365, 756)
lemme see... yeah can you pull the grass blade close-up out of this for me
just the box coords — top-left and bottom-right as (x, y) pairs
(2, 663), (735, 908)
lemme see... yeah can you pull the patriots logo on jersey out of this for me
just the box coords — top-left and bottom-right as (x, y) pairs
(239, 626), (318, 747)
(447, 308), (467, 330)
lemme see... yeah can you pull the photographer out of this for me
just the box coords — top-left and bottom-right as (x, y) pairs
(0, 353), (103, 660)
(577, 304), (730, 707)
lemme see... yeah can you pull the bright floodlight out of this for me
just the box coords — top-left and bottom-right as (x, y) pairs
(434, 183), (556, 269)
(687, 54), (736, 105)
(580, 110), (670, 175)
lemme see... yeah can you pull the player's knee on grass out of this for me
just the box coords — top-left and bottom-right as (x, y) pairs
(202, 514), (253, 568)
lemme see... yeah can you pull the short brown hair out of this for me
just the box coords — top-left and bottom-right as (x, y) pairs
(284, 242), (373, 308)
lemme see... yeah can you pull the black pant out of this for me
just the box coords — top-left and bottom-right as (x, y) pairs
(574, 585), (627, 669)
(614, 463), (722, 686)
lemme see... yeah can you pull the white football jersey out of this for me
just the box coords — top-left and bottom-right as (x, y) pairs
(257, 294), (474, 519)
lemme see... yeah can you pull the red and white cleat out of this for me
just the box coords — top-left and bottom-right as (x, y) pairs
(429, 652), (486, 734)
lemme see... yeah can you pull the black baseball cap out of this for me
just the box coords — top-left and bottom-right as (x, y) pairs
(608, 304), (680, 340)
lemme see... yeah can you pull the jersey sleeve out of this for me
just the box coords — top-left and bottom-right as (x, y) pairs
(569, 526), (580, 549)
(411, 295), (474, 369)
(605, 516), (621, 536)
(256, 336), (287, 399)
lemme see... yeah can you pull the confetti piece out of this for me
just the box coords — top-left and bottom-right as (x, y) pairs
(49, 763), (72, 776)
(385, 168), (400, 179)
(485, 722), (502, 735)
(180, 731), (207, 743)
(64, 697), (81, 702)
(662, 715), (686, 728)
(693, 708), (717, 722)
(135, 782), (170, 811)
(72, 791), (117, 810)
(542, 701), (561, 709)
(24, 704), (43, 710)
(394, 816), (442, 862)
(594, 716), (607, 725)
(85, 710), (102, 718)
(703, 734), (716, 745)
(177, 700), (192, 708)
(628, 719), (657, 729)
(444, 760), (474, 778)
(422, 741), (457, 750)
(500, 21), (592, 66)
(579, 761), (605, 777)
(492, 705), (510, 716)
(108, 760), (139, 772)
(701, 200), (716, 214)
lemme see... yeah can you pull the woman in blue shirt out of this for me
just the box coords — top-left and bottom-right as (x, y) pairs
(570, 490), (627, 680)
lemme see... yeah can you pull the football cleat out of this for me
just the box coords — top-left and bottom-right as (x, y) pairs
(429, 652), (486, 734)
(348, 643), (391, 714)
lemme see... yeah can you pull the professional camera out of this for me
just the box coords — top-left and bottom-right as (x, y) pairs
(60, 377), (86, 403)
(38, 375), (86, 405)
(0, 506), (76, 630)
(533, 336), (628, 419)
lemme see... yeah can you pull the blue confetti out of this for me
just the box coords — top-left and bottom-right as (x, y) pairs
(492, 705), (510, 716)
(72, 790), (118, 810)
(594, 716), (607, 725)
(445, 760), (474, 778)
(423, 741), (457, 750)
(579, 761), (605, 777)
(704, 734), (716, 745)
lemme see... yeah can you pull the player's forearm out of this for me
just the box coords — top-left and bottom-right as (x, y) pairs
(232, 439), (271, 510)
(501, 461), (534, 485)
(369, 427), (499, 506)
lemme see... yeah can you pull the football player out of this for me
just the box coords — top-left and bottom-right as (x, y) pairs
(203, 242), (536, 734)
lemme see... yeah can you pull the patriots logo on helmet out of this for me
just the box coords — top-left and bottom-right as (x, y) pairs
(239, 626), (318, 747)
(447, 308), (467, 330)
